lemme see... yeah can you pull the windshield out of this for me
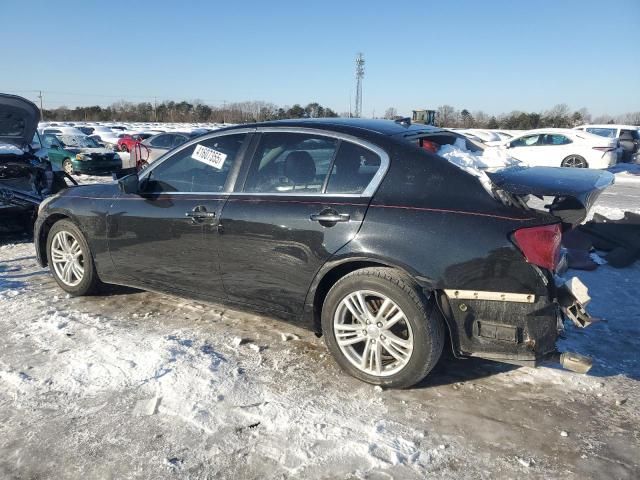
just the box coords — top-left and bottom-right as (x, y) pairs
(57, 135), (101, 148)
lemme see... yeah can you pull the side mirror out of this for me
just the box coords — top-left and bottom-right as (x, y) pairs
(118, 172), (140, 194)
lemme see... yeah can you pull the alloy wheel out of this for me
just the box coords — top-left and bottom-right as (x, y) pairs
(563, 155), (587, 168)
(50, 230), (84, 287)
(333, 290), (414, 377)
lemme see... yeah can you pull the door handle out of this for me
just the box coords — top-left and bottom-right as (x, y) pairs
(185, 211), (216, 218)
(310, 212), (350, 223)
(185, 205), (216, 224)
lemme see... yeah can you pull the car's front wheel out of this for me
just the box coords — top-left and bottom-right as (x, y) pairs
(321, 267), (444, 389)
(47, 219), (100, 296)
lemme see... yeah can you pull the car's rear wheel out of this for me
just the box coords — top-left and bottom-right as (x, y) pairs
(120, 144), (129, 152)
(321, 267), (444, 389)
(561, 155), (588, 168)
(62, 158), (74, 175)
(47, 219), (100, 296)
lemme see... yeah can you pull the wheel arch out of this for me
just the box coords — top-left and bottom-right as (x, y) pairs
(306, 257), (455, 345)
(36, 212), (75, 266)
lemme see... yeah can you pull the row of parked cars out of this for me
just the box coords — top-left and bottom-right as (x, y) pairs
(34, 122), (224, 175)
(456, 125), (639, 169)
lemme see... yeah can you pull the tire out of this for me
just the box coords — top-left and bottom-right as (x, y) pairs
(62, 158), (74, 175)
(561, 155), (588, 168)
(46, 219), (101, 296)
(321, 267), (444, 389)
(120, 144), (129, 152)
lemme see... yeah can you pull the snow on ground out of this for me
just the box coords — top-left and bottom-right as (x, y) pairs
(0, 169), (639, 479)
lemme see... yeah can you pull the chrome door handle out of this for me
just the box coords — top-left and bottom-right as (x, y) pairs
(310, 213), (350, 222)
(185, 212), (216, 218)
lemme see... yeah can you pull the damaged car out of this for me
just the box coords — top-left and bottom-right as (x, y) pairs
(0, 93), (74, 230)
(34, 118), (613, 388)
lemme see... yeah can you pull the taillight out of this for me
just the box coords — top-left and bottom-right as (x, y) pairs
(513, 223), (562, 271)
(592, 146), (615, 152)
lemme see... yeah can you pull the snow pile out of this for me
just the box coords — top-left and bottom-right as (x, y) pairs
(437, 138), (518, 171)
(436, 138), (518, 194)
(0, 143), (23, 155)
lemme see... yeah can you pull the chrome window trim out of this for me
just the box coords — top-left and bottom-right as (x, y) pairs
(139, 126), (390, 198)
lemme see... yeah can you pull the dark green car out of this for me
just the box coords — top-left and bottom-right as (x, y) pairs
(42, 134), (122, 175)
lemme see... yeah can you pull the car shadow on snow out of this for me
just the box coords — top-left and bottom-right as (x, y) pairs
(414, 349), (519, 389)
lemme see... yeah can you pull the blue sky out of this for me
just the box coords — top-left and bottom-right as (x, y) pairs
(1, 0), (638, 116)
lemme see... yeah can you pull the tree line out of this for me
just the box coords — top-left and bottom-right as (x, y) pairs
(42, 98), (639, 129)
(423, 104), (640, 129)
(42, 100), (339, 123)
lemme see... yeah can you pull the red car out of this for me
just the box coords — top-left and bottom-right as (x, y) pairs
(117, 133), (153, 152)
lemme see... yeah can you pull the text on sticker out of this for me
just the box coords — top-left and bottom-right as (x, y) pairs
(191, 144), (227, 169)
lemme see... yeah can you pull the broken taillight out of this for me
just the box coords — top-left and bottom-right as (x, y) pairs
(513, 223), (562, 271)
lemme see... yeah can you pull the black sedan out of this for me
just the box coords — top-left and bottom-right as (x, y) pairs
(34, 119), (613, 388)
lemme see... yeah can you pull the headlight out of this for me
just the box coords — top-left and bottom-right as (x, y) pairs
(76, 153), (88, 160)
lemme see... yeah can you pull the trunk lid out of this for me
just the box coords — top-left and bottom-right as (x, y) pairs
(487, 166), (614, 226)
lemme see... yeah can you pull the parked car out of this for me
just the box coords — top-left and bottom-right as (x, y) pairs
(0, 94), (71, 227)
(35, 119), (612, 388)
(40, 126), (86, 137)
(89, 126), (122, 149)
(42, 133), (122, 175)
(140, 131), (195, 163)
(117, 132), (154, 152)
(574, 125), (640, 163)
(490, 128), (618, 168)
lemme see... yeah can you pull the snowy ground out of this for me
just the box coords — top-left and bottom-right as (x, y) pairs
(0, 172), (639, 479)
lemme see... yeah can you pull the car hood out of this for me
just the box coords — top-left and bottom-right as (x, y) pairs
(488, 166), (615, 226)
(0, 93), (40, 149)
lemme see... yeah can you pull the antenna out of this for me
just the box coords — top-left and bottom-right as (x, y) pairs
(354, 53), (365, 118)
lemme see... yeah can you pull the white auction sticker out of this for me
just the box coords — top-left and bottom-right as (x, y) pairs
(191, 144), (227, 169)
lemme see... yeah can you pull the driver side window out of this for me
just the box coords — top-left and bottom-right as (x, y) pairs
(143, 134), (247, 193)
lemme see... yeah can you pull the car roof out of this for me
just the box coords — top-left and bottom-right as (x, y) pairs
(221, 118), (444, 138)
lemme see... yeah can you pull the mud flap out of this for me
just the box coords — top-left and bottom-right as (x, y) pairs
(557, 277), (599, 328)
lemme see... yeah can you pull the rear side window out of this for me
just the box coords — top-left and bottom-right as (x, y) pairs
(243, 133), (339, 194)
(143, 133), (247, 193)
(149, 134), (173, 148)
(586, 127), (617, 138)
(172, 135), (188, 147)
(326, 142), (382, 194)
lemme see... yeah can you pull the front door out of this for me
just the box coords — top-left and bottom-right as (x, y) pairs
(218, 131), (385, 314)
(107, 132), (250, 299)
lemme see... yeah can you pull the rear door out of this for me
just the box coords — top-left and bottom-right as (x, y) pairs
(107, 132), (251, 299)
(217, 129), (387, 314)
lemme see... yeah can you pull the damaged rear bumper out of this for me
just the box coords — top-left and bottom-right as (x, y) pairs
(440, 279), (595, 370)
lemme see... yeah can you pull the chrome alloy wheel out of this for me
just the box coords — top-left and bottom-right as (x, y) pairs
(563, 155), (587, 168)
(333, 290), (414, 376)
(50, 230), (84, 287)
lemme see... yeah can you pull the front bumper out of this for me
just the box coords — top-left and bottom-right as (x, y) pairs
(72, 159), (122, 174)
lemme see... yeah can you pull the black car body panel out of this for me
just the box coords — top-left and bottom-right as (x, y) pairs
(34, 119), (610, 368)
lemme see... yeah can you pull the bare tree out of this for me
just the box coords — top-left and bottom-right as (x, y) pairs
(384, 107), (398, 119)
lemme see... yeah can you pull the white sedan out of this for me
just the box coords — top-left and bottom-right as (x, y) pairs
(489, 128), (618, 169)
